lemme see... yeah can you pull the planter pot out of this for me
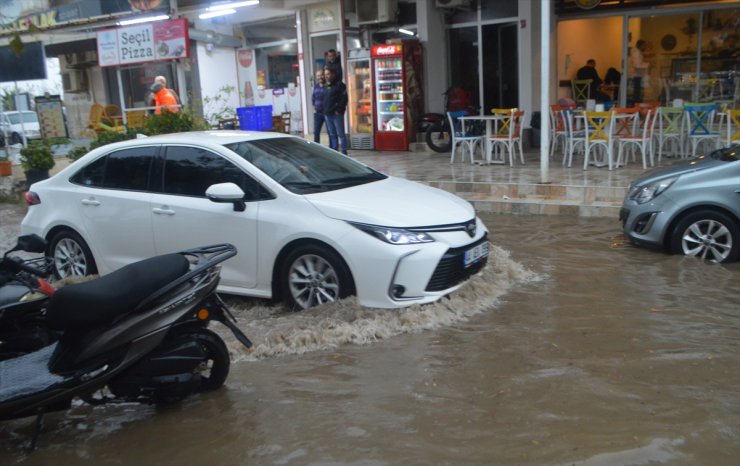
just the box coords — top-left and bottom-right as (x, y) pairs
(24, 169), (49, 188)
(0, 160), (11, 177)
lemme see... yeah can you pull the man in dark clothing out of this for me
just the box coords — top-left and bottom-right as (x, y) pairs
(312, 69), (326, 143)
(324, 49), (343, 80)
(576, 59), (612, 102)
(322, 67), (348, 155)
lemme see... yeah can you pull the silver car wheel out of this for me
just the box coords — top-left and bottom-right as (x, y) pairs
(54, 237), (90, 277)
(680, 219), (733, 263)
(288, 253), (340, 309)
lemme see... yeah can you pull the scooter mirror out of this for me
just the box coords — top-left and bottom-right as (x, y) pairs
(15, 234), (47, 254)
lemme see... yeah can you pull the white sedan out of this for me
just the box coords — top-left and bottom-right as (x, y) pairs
(21, 131), (489, 309)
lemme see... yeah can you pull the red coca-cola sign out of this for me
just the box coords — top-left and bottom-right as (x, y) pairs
(372, 44), (402, 56)
(238, 50), (253, 68)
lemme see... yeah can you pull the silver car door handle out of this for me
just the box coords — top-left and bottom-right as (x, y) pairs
(81, 198), (100, 206)
(153, 207), (176, 216)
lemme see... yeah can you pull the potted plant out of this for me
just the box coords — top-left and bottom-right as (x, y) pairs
(0, 153), (11, 177)
(20, 140), (55, 187)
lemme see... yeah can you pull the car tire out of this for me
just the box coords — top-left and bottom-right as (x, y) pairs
(281, 243), (353, 310)
(670, 210), (740, 263)
(10, 132), (21, 145)
(48, 230), (98, 279)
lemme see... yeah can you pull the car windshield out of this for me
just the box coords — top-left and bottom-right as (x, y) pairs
(225, 137), (387, 193)
(708, 145), (739, 162)
(7, 112), (38, 125)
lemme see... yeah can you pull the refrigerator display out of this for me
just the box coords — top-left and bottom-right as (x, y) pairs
(347, 49), (373, 150)
(371, 41), (423, 151)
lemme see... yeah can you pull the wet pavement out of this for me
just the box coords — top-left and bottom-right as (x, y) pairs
(0, 204), (739, 465)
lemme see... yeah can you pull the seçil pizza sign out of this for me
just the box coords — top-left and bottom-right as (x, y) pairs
(97, 18), (189, 67)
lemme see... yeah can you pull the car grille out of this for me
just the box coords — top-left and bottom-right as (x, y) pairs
(426, 235), (489, 292)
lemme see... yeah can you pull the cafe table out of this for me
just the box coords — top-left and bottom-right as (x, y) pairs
(458, 114), (511, 164)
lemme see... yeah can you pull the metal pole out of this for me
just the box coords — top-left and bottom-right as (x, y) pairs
(540, 0), (550, 184)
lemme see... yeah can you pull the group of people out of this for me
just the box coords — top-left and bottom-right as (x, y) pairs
(312, 49), (349, 155)
(574, 39), (649, 106)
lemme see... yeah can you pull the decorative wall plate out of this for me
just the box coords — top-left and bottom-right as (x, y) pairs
(661, 34), (677, 51)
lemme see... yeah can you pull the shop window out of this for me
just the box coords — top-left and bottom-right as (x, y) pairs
(254, 43), (299, 89)
(481, 0), (517, 20)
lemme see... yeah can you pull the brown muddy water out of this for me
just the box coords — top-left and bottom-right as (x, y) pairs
(1, 204), (739, 465)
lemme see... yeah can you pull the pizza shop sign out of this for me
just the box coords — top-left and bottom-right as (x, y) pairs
(97, 18), (189, 67)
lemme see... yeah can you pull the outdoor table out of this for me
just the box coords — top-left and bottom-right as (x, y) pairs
(458, 114), (511, 164)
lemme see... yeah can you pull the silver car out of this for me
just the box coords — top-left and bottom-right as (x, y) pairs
(620, 145), (740, 263)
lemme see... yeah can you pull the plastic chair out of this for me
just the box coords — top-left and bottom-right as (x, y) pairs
(488, 109), (525, 166)
(616, 109), (656, 169)
(684, 103), (720, 158)
(582, 111), (615, 170)
(723, 109), (740, 148)
(654, 107), (685, 161)
(571, 79), (592, 107)
(447, 110), (483, 164)
(562, 109), (585, 168)
(549, 104), (573, 159)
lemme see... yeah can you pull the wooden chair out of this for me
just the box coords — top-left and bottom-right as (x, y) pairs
(126, 110), (146, 129)
(655, 107), (685, 161)
(571, 79), (592, 107)
(616, 109), (656, 169)
(724, 109), (740, 148)
(684, 103), (720, 158)
(488, 109), (525, 166)
(582, 111), (615, 170)
(448, 110), (483, 164)
(104, 104), (123, 126)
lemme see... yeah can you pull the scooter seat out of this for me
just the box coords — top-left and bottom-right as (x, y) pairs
(46, 254), (190, 331)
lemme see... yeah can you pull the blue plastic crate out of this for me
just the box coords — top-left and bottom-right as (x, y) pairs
(236, 105), (273, 131)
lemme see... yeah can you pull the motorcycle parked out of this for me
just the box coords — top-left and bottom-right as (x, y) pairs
(0, 234), (55, 361)
(0, 243), (252, 451)
(422, 87), (481, 153)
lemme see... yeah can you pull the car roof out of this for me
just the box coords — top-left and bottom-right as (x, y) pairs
(114, 130), (294, 147)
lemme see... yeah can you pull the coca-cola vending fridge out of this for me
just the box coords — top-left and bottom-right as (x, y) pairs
(347, 48), (373, 149)
(371, 40), (423, 151)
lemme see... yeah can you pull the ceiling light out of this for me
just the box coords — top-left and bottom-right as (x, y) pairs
(199, 8), (237, 19)
(117, 14), (170, 26)
(206, 1), (259, 11)
(399, 28), (415, 36)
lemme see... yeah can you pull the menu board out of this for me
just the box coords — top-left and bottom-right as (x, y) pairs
(34, 95), (67, 139)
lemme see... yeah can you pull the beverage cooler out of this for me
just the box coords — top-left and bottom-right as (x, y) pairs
(371, 40), (424, 151)
(347, 48), (373, 150)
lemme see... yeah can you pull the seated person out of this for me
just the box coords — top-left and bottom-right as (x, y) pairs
(576, 59), (613, 102)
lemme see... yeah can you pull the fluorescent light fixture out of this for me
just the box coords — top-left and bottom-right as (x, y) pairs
(206, 1), (259, 11)
(199, 8), (236, 19)
(117, 14), (169, 26)
(399, 28), (415, 36)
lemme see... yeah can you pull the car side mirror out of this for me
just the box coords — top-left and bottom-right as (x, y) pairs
(206, 182), (246, 212)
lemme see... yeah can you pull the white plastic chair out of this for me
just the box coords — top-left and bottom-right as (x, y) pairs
(562, 109), (585, 168)
(616, 109), (656, 169)
(448, 110), (483, 164)
(654, 107), (684, 161)
(488, 110), (525, 166)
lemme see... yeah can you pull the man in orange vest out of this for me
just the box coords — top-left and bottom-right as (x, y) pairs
(150, 76), (180, 114)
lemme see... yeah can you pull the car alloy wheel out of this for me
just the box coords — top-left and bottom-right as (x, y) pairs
(283, 244), (352, 310)
(671, 210), (739, 263)
(49, 230), (98, 278)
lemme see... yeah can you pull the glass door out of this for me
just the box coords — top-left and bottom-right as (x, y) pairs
(375, 56), (404, 132)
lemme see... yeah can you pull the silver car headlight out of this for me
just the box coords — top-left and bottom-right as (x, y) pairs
(350, 222), (435, 245)
(629, 176), (678, 204)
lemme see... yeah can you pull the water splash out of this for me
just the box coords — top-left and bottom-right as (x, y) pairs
(224, 245), (540, 361)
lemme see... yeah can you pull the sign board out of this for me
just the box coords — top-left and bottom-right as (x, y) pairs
(97, 18), (189, 67)
(371, 44), (402, 57)
(35, 95), (68, 139)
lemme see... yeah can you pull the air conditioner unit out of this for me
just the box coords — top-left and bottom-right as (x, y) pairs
(357, 0), (397, 25)
(436, 0), (470, 8)
(62, 70), (87, 92)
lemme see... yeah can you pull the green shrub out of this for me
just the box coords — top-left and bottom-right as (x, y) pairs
(143, 109), (210, 136)
(67, 145), (89, 162)
(89, 130), (136, 150)
(20, 140), (55, 171)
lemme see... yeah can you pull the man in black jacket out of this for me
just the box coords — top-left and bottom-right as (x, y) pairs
(576, 59), (612, 102)
(324, 49), (343, 79)
(322, 67), (348, 154)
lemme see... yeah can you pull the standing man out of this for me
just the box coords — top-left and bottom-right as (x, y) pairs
(324, 49), (343, 80)
(312, 69), (326, 143)
(322, 67), (348, 155)
(150, 76), (181, 114)
(630, 40), (649, 104)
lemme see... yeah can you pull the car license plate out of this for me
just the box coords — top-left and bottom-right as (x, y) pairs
(464, 242), (489, 268)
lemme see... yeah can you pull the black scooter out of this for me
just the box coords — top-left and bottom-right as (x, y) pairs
(0, 243), (251, 451)
(0, 234), (56, 361)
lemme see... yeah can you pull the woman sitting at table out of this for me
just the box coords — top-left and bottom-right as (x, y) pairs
(576, 59), (613, 102)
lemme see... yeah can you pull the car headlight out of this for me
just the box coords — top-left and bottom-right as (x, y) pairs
(349, 222), (434, 245)
(629, 176), (677, 204)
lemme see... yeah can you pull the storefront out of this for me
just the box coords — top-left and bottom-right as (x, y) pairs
(556, 0), (740, 107)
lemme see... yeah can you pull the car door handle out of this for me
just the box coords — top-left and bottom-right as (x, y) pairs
(81, 198), (100, 206)
(153, 207), (175, 216)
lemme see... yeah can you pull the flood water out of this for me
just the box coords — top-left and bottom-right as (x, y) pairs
(1, 207), (739, 465)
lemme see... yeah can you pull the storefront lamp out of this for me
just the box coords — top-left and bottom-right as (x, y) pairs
(199, 9), (237, 19)
(117, 14), (170, 26)
(399, 28), (415, 36)
(205, 1), (259, 11)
